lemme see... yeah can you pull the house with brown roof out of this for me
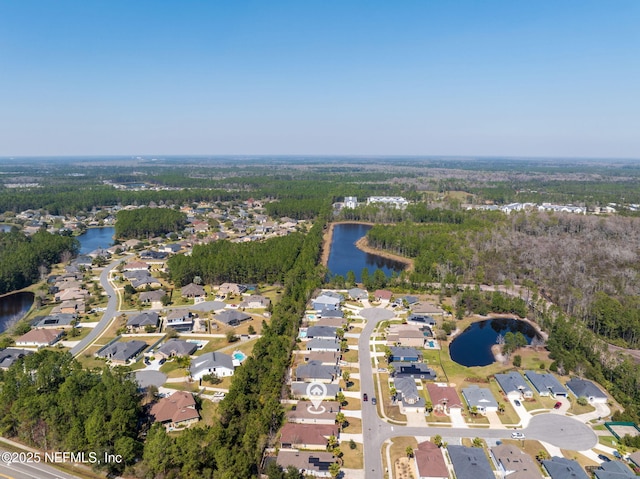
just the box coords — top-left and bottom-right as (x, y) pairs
(181, 283), (206, 299)
(150, 391), (200, 430)
(414, 441), (449, 479)
(490, 444), (542, 479)
(276, 451), (335, 478)
(124, 260), (149, 271)
(387, 324), (426, 348)
(279, 423), (338, 450)
(218, 283), (246, 296)
(15, 329), (64, 348)
(314, 317), (348, 328)
(305, 351), (340, 366)
(412, 302), (445, 315)
(374, 289), (393, 302)
(55, 287), (89, 302)
(425, 383), (463, 413)
(286, 401), (340, 425)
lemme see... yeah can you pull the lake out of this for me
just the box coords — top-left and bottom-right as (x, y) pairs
(327, 223), (406, 281)
(0, 291), (34, 334)
(449, 317), (541, 367)
(78, 227), (115, 254)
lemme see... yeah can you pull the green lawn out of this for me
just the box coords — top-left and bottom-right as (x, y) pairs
(341, 441), (364, 469)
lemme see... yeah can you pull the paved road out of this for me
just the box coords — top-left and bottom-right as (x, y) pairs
(357, 306), (598, 479)
(70, 257), (128, 357)
(0, 448), (83, 479)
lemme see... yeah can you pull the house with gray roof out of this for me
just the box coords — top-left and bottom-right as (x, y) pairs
(393, 377), (424, 413)
(290, 382), (341, 399)
(165, 309), (194, 332)
(127, 311), (160, 332)
(139, 289), (166, 308)
(462, 385), (499, 414)
(306, 325), (338, 340)
(214, 310), (251, 327)
(295, 360), (340, 383)
(389, 346), (421, 362)
(542, 457), (589, 479)
(390, 362), (436, 380)
(407, 314), (437, 326)
(156, 339), (198, 359)
(448, 445), (494, 479)
(348, 288), (368, 301)
(181, 283), (206, 298)
(239, 295), (270, 309)
(96, 340), (147, 365)
(306, 338), (341, 352)
(490, 444), (542, 479)
(566, 378), (608, 404)
(312, 294), (341, 311)
(318, 308), (344, 319)
(0, 348), (33, 370)
(276, 451), (335, 478)
(33, 314), (75, 329)
(495, 372), (533, 400)
(189, 352), (235, 380)
(594, 461), (636, 479)
(524, 371), (568, 397)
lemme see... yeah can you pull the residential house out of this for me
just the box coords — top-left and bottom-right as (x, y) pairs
(15, 329), (64, 348)
(124, 260), (149, 271)
(425, 383), (463, 413)
(214, 310), (251, 327)
(190, 352), (235, 380)
(156, 339), (198, 360)
(73, 255), (93, 268)
(96, 340), (147, 365)
(390, 362), (436, 380)
(181, 283), (206, 299)
(448, 445), (494, 479)
(165, 309), (194, 332)
(139, 289), (166, 309)
(306, 339), (341, 352)
(33, 314), (75, 329)
(389, 346), (421, 362)
(312, 294), (341, 311)
(127, 311), (160, 332)
(306, 325), (338, 340)
(348, 287), (368, 301)
(53, 299), (86, 315)
(239, 295), (271, 309)
(394, 377), (424, 413)
(295, 361), (340, 383)
(495, 372), (534, 400)
(279, 423), (338, 450)
(413, 441), (449, 479)
(55, 288), (89, 302)
(318, 308), (344, 319)
(542, 457), (589, 479)
(490, 443), (542, 479)
(566, 378), (608, 404)
(291, 382), (341, 400)
(387, 324), (426, 348)
(305, 351), (340, 366)
(0, 348), (33, 370)
(524, 371), (568, 397)
(407, 314), (437, 326)
(160, 243), (182, 254)
(218, 283), (246, 296)
(122, 239), (142, 250)
(286, 401), (339, 425)
(401, 295), (419, 305)
(462, 385), (499, 414)
(315, 317), (347, 328)
(593, 461), (636, 479)
(150, 391), (200, 430)
(276, 451), (335, 478)
(373, 289), (393, 302)
(130, 274), (162, 290)
(628, 451), (640, 469)
(411, 302), (445, 315)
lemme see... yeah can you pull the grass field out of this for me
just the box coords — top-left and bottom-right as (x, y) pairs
(341, 441), (364, 469)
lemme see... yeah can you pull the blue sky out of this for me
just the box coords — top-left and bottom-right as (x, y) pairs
(1, 1), (639, 158)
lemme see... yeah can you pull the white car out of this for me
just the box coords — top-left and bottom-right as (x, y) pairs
(511, 432), (525, 439)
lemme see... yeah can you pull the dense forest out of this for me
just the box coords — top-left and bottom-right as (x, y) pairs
(167, 233), (306, 286)
(115, 208), (188, 239)
(0, 350), (142, 475)
(0, 229), (79, 295)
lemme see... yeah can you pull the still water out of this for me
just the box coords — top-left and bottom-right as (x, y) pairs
(0, 291), (34, 334)
(449, 317), (541, 367)
(327, 223), (406, 282)
(78, 227), (115, 254)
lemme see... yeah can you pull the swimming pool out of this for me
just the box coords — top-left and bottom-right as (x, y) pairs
(299, 329), (308, 338)
(233, 351), (247, 362)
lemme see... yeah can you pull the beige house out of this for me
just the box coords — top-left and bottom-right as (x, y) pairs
(150, 391), (200, 430)
(387, 324), (426, 348)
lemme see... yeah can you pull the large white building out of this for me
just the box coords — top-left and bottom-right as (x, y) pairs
(366, 196), (409, 209)
(344, 196), (358, 209)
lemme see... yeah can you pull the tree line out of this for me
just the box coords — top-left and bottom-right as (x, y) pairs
(0, 229), (79, 295)
(115, 208), (188, 239)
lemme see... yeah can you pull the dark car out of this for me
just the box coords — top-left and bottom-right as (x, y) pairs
(598, 454), (611, 462)
(372, 397), (377, 405)
(554, 401), (562, 409)
(514, 400), (521, 407)
(363, 393), (368, 401)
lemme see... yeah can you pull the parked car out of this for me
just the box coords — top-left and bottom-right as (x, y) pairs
(554, 401), (562, 409)
(363, 393), (368, 401)
(511, 432), (525, 439)
(372, 397), (377, 405)
(597, 454), (611, 462)
(158, 358), (166, 365)
(514, 400), (521, 407)
(613, 451), (622, 459)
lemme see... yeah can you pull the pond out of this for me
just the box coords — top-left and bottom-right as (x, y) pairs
(449, 317), (541, 367)
(0, 291), (34, 334)
(327, 223), (406, 282)
(77, 227), (115, 254)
